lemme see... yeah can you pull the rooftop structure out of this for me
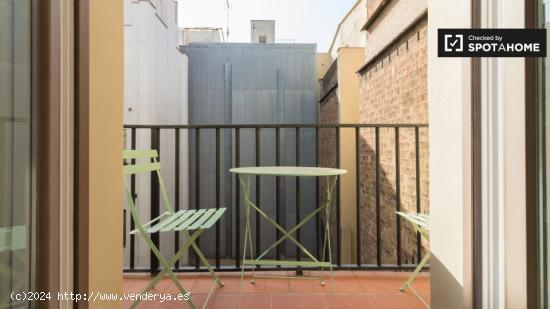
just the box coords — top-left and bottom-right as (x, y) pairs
(251, 20), (275, 43)
(178, 27), (225, 46)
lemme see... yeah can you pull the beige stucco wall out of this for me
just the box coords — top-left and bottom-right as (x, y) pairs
(336, 48), (363, 263)
(316, 53), (333, 99)
(87, 0), (124, 306)
(317, 53), (333, 81)
(364, 0), (427, 63)
(328, 0), (367, 59)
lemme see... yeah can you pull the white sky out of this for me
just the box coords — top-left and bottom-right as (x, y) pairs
(176, 0), (357, 52)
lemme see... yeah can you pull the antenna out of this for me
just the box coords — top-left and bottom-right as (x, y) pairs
(225, 0), (231, 40)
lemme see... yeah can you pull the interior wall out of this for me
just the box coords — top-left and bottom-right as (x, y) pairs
(427, 0), (472, 307)
(77, 0), (124, 307)
(498, 0), (527, 307)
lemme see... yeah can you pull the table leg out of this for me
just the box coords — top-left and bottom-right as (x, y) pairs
(320, 176), (337, 309)
(238, 176), (255, 308)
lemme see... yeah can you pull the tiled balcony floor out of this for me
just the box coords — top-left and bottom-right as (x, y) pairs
(124, 271), (430, 308)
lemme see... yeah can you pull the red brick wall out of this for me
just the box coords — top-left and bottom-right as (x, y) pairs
(358, 17), (429, 265)
(318, 61), (339, 258)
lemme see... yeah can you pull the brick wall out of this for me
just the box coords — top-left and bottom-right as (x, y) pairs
(358, 17), (429, 265)
(318, 61), (339, 258)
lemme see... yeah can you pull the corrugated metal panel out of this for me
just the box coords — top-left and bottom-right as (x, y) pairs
(185, 43), (318, 259)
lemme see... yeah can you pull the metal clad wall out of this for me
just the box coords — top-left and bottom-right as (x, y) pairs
(185, 43), (318, 259)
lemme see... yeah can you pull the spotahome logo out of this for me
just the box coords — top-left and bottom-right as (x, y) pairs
(438, 29), (546, 57)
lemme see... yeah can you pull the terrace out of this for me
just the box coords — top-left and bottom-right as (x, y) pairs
(122, 123), (430, 308)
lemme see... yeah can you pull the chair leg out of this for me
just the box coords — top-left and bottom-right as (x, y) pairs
(400, 250), (431, 292)
(131, 234), (197, 309)
(138, 229), (202, 295)
(156, 253), (196, 308)
(189, 237), (224, 287)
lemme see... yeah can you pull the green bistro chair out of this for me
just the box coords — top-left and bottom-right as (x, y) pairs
(123, 149), (226, 309)
(396, 211), (430, 307)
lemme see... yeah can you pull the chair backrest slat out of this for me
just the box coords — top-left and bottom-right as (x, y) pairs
(123, 149), (175, 215)
(123, 162), (161, 175)
(123, 149), (158, 160)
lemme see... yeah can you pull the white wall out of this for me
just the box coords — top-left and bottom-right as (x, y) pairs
(429, 0), (530, 307)
(427, 0), (471, 307)
(124, 0), (189, 268)
(364, 0), (426, 63)
(328, 0), (367, 59)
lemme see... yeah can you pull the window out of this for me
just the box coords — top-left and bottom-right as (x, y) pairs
(259, 36), (267, 43)
(0, 0), (34, 306)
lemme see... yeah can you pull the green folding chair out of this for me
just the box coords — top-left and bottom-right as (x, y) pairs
(123, 149), (226, 309)
(396, 211), (430, 307)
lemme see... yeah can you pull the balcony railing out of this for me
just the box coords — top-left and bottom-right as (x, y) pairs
(122, 123), (429, 274)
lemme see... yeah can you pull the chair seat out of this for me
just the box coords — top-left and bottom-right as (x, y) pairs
(396, 212), (430, 230)
(130, 208), (226, 234)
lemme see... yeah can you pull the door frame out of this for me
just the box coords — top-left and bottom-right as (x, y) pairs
(525, 0), (542, 307)
(36, 1), (75, 307)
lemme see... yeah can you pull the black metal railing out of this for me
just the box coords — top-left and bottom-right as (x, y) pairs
(122, 123), (429, 273)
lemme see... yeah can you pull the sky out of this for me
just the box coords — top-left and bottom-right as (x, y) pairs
(176, 0), (357, 52)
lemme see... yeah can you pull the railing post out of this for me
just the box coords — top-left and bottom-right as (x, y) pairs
(296, 127), (301, 264)
(315, 127), (320, 260)
(216, 128), (221, 269)
(235, 128), (241, 268)
(375, 127), (381, 266)
(195, 128), (201, 269)
(355, 127), (361, 266)
(174, 129), (180, 269)
(395, 127), (402, 266)
(255, 128), (261, 263)
(336, 127), (341, 266)
(415, 127), (422, 264)
(275, 127), (282, 262)
(130, 128), (136, 270)
(150, 128), (160, 275)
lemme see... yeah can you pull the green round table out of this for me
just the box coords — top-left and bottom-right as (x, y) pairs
(230, 166), (347, 307)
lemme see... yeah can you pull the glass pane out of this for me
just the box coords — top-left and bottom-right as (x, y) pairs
(0, 0), (33, 306)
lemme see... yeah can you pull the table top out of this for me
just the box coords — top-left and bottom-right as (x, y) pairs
(229, 166), (347, 177)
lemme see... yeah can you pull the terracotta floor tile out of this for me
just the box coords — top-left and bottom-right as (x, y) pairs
(272, 294), (326, 309)
(263, 278), (291, 293)
(374, 294), (428, 309)
(325, 295), (381, 309)
(358, 278), (404, 295)
(204, 294), (271, 309)
(164, 278), (196, 293)
(409, 277), (430, 294)
(331, 276), (363, 294)
(288, 278), (322, 294)
(124, 271), (431, 309)
(210, 276), (267, 294)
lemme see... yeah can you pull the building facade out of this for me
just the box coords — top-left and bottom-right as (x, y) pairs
(123, 0), (190, 268)
(183, 43), (318, 259)
(327, 0), (367, 59)
(356, 0), (428, 265)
